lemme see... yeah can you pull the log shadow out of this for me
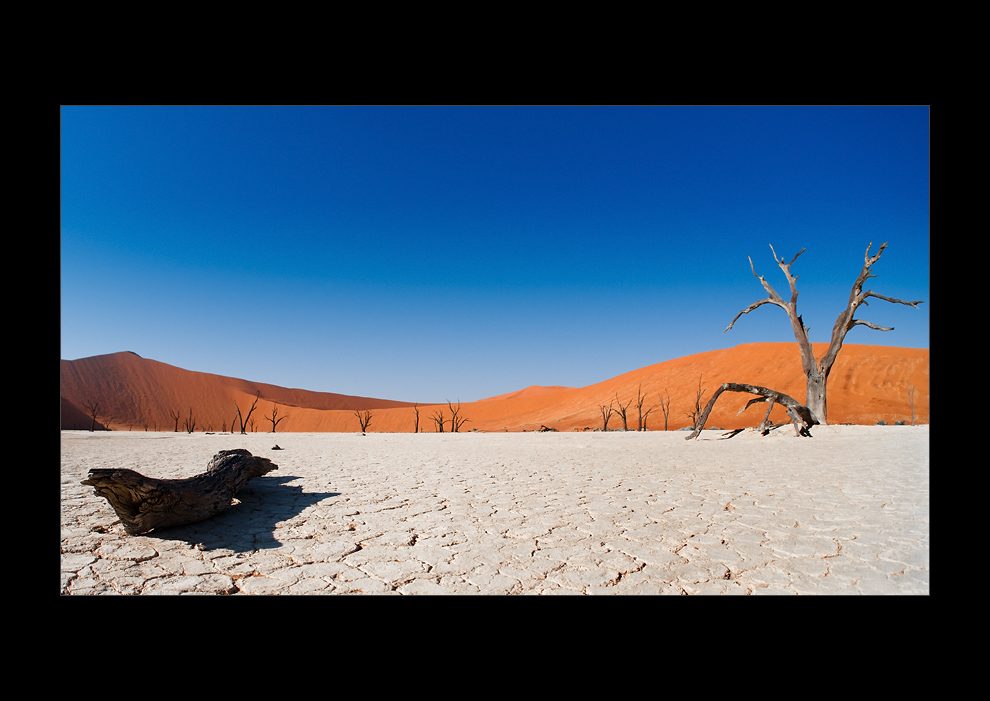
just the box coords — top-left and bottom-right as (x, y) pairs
(146, 475), (340, 553)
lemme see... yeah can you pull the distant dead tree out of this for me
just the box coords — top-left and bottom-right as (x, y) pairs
(598, 402), (614, 431)
(82, 400), (102, 432)
(267, 405), (288, 433)
(235, 393), (260, 435)
(169, 408), (181, 432)
(355, 409), (373, 433)
(726, 242), (923, 425)
(430, 408), (446, 433)
(448, 400), (470, 432)
(685, 374), (707, 428)
(658, 389), (671, 431)
(413, 404), (420, 433)
(184, 408), (196, 433)
(636, 384), (656, 431)
(908, 385), (916, 426)
(613, 393), (633, 431)
(221, 420), (227, 433)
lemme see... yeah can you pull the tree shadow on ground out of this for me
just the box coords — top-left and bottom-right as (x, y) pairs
(146, 475), (340, 553)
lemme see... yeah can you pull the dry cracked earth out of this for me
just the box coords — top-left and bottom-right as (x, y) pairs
(60, 426), (929, 595)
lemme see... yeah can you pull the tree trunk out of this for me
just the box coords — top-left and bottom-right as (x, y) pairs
(806, 371), (827, 426)
(81, 449), (278, 535)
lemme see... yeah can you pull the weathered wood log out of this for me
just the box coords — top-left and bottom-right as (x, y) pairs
(685, 383), (818, 440)
(81, 449), (278, 535)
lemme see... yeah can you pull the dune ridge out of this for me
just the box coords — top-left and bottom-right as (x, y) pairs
(60, 343), (928, 433)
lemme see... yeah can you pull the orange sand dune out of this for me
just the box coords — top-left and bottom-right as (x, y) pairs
(60, 351), (417, 433)
(61, 343), (928, 433)
(478, 385), (574, 403)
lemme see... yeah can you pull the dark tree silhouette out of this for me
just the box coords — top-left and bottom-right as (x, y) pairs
(448, 400), (470, 432)
(598, 402), (614, 431)
(169, 408), (181, 433)
(635, 384), (656, 431)
(658, 390), (671, 431)
(726, 242), (923, 425)
(235, 393), (260, 435)
(355, 409), (372, 433)
(613, 393), (633, 431)
(184, 408), (196, 434)
(82, 400), (105, 432)
(430, 408), (446, 433)
(413, 404), (420, 433)
(685, 374), (707, 428)
(267, 405), (287, 433)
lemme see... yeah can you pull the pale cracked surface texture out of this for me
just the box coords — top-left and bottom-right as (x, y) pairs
(61, 426), (929, 595)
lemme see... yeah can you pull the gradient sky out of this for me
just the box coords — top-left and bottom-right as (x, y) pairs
(60, 106), (930, 403)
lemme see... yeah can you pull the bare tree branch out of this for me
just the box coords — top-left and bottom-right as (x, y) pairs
(448, 400), (471, 432)
(598, 402), (614, 431)
(267, 405), (288, 433)
(430, 408), (446, 433)
(235, 393), (260, 435)
(613, 393), (632, 431)
(354, 409), (372, 433)
(658, 390), (671, 431)
(686, 382), (818, 440)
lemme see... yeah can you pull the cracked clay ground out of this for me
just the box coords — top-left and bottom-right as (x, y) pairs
(61, 426), (929, 594)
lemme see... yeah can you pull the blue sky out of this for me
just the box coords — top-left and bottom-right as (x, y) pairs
(61, 106), (930, 403)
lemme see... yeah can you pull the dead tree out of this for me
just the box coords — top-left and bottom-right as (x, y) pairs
(635, 384), (656, 431)
(908, 385), (916, 426)
(235, 393), (260, 435)
(355, 409), (372, 433)
(169, 408), (181, 433)
(81, 449), (278, 535)
(413, 404), (420, 433)
(614, 393), (632, 431)
(685, 374), (707, 428)
(598, 402), (614, 431)
(659, 390), (671, 431)
(430, 408), (446, 433)
(81, 400), (104, 432)
(267, 405), (287, 433)
(726, 242), (923, 425)
(83, 400), (100, 431)
(184, 408), (196, 434)
(448, 400), (470, 432)
(686, 383), (818, 440)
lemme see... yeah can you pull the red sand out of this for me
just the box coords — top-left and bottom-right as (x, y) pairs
(60, 343), (929, 433)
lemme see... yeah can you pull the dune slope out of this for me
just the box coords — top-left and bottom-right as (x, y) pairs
(60, 343), (928, 432)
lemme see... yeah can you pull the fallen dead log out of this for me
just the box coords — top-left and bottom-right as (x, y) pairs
(685, 383), (818, 440)
(81, 448), (278, 535)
